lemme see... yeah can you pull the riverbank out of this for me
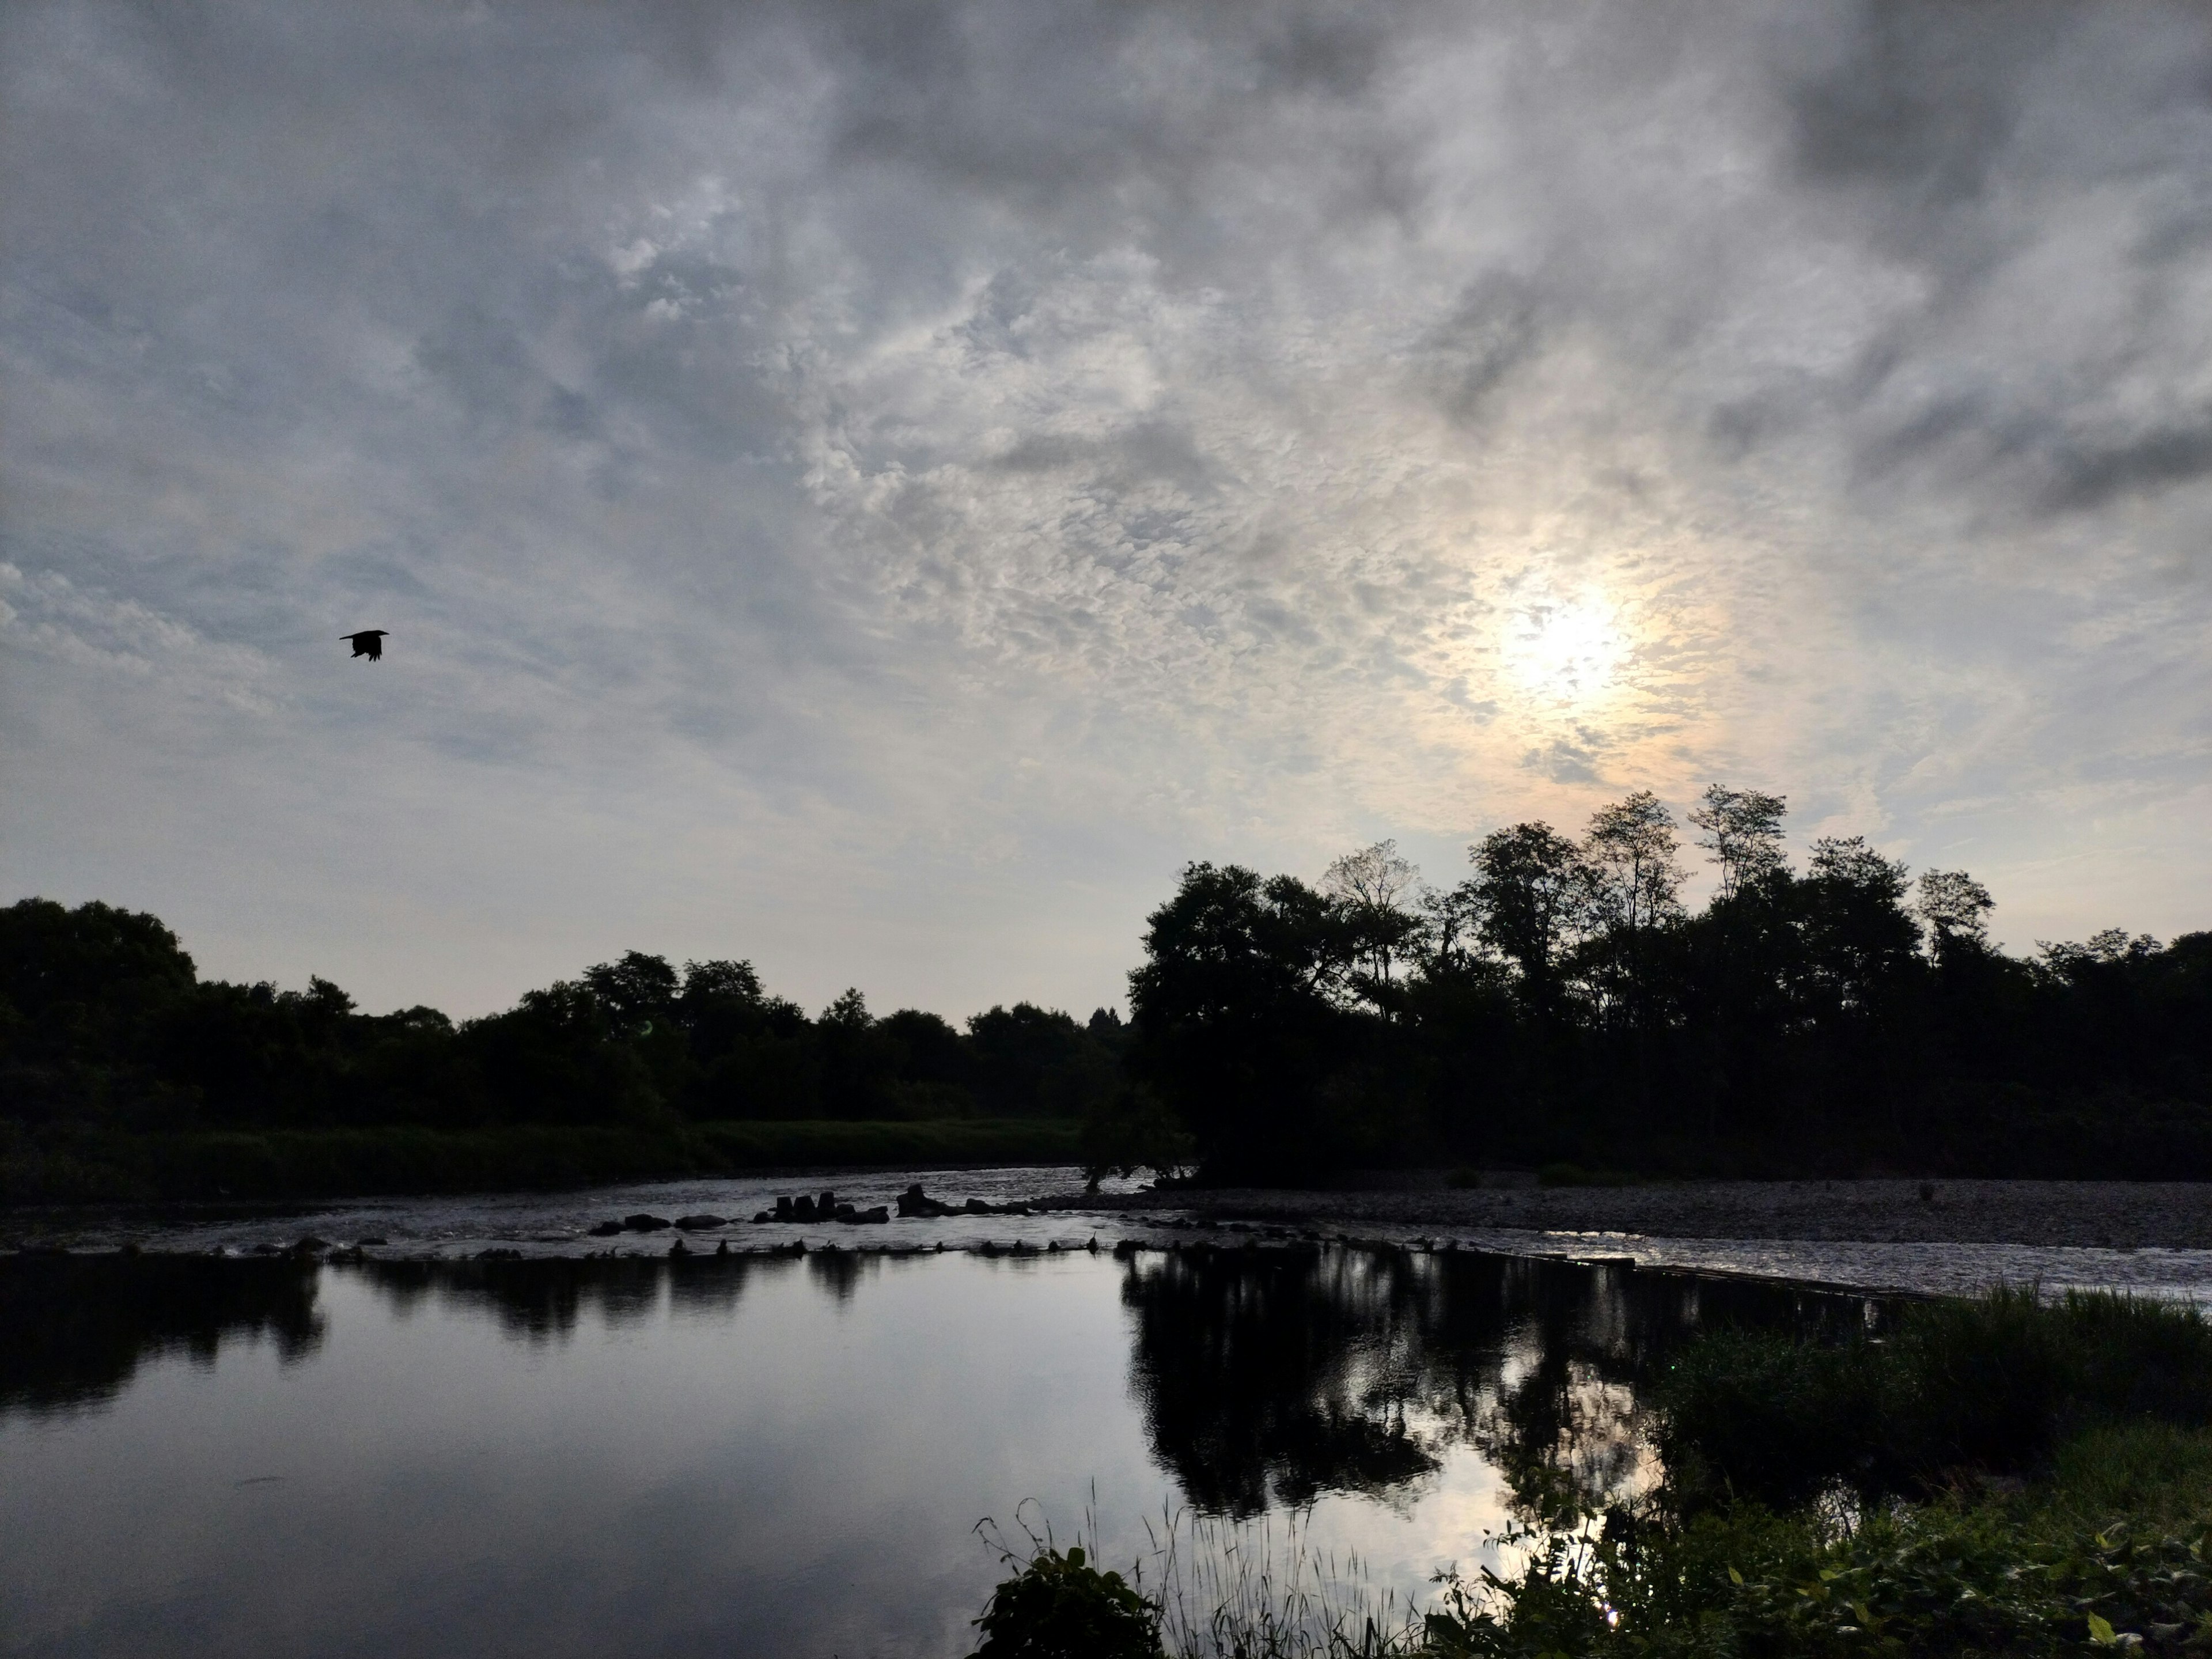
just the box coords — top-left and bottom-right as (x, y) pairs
(1075, 1177), (2212, 1249)
(0, 1118), (1082, 1206)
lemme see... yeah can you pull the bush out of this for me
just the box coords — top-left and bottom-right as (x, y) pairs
(969, 1545), (1163, 1659)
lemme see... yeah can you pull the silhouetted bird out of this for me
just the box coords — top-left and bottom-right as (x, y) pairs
(343, 630), (388, 661)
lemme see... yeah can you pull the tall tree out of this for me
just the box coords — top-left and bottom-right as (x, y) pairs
(1690, 785), (1789, 897)
(1471, 823), (1593, 1014)
(1321, 839), (1423, 991)
(1916, 869), (1994, 963)
(1584, 791), (1684, 937)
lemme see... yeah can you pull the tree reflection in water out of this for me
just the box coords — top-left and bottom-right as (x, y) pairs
(1122, 1243), (1884, 1518)
(0, 1253), (323, 1414)
(1, 1242), (1884, 1521)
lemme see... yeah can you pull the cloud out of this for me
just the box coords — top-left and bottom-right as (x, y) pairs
(3, 0), (2211, 1016)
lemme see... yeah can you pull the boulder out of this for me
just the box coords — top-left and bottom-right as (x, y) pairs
(774, 1196), (794, 1221)
(751, 1210), (773, 1224)
(853, 1206), (890, 1225)
(588, 1221), (624, 1237)
(622, 1214), (672, 1232)
(674, 1214), (725, 1231)
(791, 1195), (817, 1221)
(896, 1183), (957, 1218)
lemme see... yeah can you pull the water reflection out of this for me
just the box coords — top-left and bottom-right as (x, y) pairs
(1123, 1244), (1882, 1517)
(0, 1253), (323, 1413)
(0, 1245), (1891, 1657)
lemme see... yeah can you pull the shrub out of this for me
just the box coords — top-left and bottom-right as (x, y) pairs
(969, 1545), (1164, 1659)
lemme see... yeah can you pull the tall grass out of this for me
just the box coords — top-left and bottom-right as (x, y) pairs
(1658, 1285), (2212, 1508)
(1142, 1506), (1423, 1659)
(974, 1500), (1425, 1658)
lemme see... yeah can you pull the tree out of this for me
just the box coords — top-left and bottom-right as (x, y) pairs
(1581, 792), (1685, 1028)
(582, 952), (679, 1035)
(1321, 839), (1424, 992)
(1585, 792), (1683, 935)
(1690, 786), (1789, 897)
(1917, 869), (1994, 960)
(1791, 836), (1919, 1018)
(1471, 823), (1594, 1013)
(1125, 863), (1360, 1178)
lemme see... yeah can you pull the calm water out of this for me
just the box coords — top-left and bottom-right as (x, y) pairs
(0, 1242), (1880, 1658)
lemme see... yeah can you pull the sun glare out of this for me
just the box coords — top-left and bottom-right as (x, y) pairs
(1503, 594), (1627, 703)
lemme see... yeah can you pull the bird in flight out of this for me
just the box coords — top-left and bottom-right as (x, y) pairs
(343, 630), (388, 661)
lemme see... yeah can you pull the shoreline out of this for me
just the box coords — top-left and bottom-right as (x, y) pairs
(1067, 1177), (2212, 1250)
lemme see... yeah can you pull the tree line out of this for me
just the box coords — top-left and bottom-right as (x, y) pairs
(0, 902), (1126, 1135)
(1116, 786), (2211, 1181)
(5, 782), (2207, 1184)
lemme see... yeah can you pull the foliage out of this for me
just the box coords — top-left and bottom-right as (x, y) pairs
(10, 768), (2212, 1194)
(1424, 1469), (2212, 1658)
(1122, 786), (2212, 1183)
(1656, 1288), (2212, 1510)
(969, 1544), (1165, 1659)
(0, 1117), (1083, 1205)
(0, 899), (1122, 1179)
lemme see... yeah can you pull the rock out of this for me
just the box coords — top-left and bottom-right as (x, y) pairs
(774, 1196), (794, 1221)
(714, 1241), (729, 1256)
(833, 1203), (858, 1223)
(853, 1206), (889, 1225)
(674, 1214), (725, 1230)
(897, 1183), (957, 1218)
(978, 1240), (1001, 1257)
(622, 1214), (672, 1232)
(791, 1195), (816, 1221)
(356, 1236), (389, 1246)
(964, 1198), (993, 1214)
(752, 1210), (772, 1223)
(668, 1237), (689, 1256)
(588, 1221), (624, 1237)
(818, 1190), (837, 1217)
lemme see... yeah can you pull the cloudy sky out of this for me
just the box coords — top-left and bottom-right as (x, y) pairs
(5, 0), (2210, 1020)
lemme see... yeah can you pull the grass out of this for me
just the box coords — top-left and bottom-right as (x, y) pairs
(0, 1116), (1084, 1205)
(975, 1502), (1425, 1659)
(1656, 1285), (2212, 1509)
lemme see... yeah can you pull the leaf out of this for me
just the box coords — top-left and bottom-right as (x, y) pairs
(2088, 1612), (2118, 1645)
(1728, 1567), (1744, 1586)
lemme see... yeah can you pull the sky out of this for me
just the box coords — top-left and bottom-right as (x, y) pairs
(4, 0), (2210, 1021)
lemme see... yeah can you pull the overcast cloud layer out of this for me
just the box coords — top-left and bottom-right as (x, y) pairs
(5, 0), (2210, 1018)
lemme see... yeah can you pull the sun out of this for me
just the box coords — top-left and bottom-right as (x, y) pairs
(1503, 594), (1627, 703)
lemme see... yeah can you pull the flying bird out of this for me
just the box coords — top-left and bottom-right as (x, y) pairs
(343, 630), (388, 661)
